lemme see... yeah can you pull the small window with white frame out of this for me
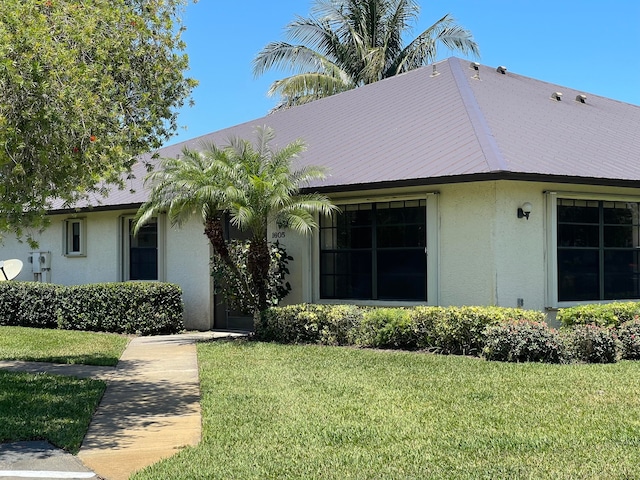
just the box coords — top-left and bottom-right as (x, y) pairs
(63, 218), (86, 256)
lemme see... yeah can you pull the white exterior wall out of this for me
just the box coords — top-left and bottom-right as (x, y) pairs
(267, 225), (311, 306)
(5, 180), (640, 331)
(164, 218), (213, 331)
(437, 182), (497, 307)
(492, 181), (547, 311)
(0, 210), (213, 331)
(281, 180), (640, 316)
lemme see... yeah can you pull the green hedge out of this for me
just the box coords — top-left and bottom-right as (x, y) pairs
(256, 304), (545, 355)
(257, 304), (640, 364)
(558, 302), (640, 327)
(0, 282), (60, 329)
(0, 282), (183, 335)
(482, 320), (567, 363)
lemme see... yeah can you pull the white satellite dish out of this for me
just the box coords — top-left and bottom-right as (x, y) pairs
(0, 259), (23, 281)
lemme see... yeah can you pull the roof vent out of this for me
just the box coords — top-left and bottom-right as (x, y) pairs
(576, 94), (587, 103)
(430, 63), (440, 77)
(470, 62), (480, 71)
(496, 66), (507, 74)
(551, 92), (563, 101)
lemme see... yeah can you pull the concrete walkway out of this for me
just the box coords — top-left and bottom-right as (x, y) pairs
(0, 331), (246, 480)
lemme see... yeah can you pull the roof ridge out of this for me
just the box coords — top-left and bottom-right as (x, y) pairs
(449, 57), (508, 172)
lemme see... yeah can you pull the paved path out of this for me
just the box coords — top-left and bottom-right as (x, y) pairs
(0, 331), (246, 480)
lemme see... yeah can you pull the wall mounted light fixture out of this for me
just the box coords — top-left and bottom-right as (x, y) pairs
(517, 202), (533, 220)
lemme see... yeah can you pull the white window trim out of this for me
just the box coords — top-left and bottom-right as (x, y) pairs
(63, 218), (86, 257)
(120, 214), (165, 282)
(545, 191), (640, 308)
(311, 192), (440, 306)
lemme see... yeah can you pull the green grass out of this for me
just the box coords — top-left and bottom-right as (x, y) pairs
(134, 341), (640, 480)
(0, 326), (129, 366)
(0, 370), (105, 453)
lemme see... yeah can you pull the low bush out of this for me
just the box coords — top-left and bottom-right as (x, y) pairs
(353, 308), (414, 349)
(256, 304), (322, 344)
(57, 282), (184, 335)
(482, 320), (566, 363)
(429, 306), (546, 355)
(257, 304), (546, 356)
(317, 304), (363, 346)
(0, 281), (183, 335)
(558, 302), (640, 328)
(0, 282), (60, 329)
(617, 318), (640, 360)
(565, 324), (620, 363)
(255, 304), (363, 345)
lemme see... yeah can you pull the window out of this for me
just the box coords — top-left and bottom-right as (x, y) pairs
(122, 217), (163, 281)
(320, 200), (427, 301)
(557, 198), (640, 301)
(63, 218), (86, 256)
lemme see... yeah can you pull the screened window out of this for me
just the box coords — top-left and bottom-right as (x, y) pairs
(557, 199), (640, 301)
(63, 218), (86, 256)
(320, 200), (427, 301)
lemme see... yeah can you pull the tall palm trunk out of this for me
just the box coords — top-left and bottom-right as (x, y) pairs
(247, 235), (271, 312)
(204, 215), (256, 310)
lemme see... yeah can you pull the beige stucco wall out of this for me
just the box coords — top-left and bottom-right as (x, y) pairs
(163, 217), (213, 331)
(5, 180), (640, 331)
(437, 182), (497, 307)
(279, 180), (640, 316)
(0, 211), (213, 331)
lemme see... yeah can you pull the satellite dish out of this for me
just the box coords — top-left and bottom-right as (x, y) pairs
(0, 259), (23, 281)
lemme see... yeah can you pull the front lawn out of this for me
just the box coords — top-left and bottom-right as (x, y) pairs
(134, 341), (640, 480)
(0, 371), (105, 453)
(0, 326), (129, 366)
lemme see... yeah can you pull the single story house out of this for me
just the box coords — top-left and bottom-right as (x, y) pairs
(2, 57), (639, 330)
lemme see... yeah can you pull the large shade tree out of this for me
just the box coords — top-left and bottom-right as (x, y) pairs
(253, 0), (479, 109)
(0, 0), (197, 244)
(135, 126), (337, 315)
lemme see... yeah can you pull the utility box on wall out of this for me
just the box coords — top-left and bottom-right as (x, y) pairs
(29, 251), (51, 281)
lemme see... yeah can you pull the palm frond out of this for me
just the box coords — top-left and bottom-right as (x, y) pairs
(388, 13), (478, 76)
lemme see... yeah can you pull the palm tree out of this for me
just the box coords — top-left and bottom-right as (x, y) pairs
(253, 0), (479, 109)
(135, 143), (254, 303)
(135, 126), (337, 315)
(222, 126), (337, 311)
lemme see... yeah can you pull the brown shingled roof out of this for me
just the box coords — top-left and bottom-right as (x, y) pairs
(56, 57), (640, 211)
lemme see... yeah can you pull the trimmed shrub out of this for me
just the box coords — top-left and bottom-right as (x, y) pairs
(430, 306), (546, 356)
(317, 304), (363, 346)
(482, 320), (566, 363)
(617, 318), (640, 360)
(256, 304), (364, 345)
(558, 302), (640, 328)
(352, 308), (414, 349)
(565, 324), (620, 363)
(0, 282), (61, 328)
(256, 304), (322, 344)
(0, 281), (183, 335)
(257, 304), (546, 356)
(57, 282), (184, 335)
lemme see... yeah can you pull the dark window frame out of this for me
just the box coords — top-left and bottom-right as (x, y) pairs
(320, 200), (427, 301)
(557, 199), (640, 301)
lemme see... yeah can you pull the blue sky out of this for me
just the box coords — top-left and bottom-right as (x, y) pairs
(168, 0), (640, 146)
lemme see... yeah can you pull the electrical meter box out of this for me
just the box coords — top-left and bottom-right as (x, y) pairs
(29, 252), (51, 273)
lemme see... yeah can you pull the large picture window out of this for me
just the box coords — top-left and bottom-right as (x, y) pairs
(320, 200), (427, 301)
(557, 199), (640, 301)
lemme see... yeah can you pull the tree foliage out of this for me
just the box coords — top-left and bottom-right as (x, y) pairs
(0, 0), (196, 241)
(211, 240), (293, 314)
(253, 0), (479, 109)
(136, 126), (337, 316)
